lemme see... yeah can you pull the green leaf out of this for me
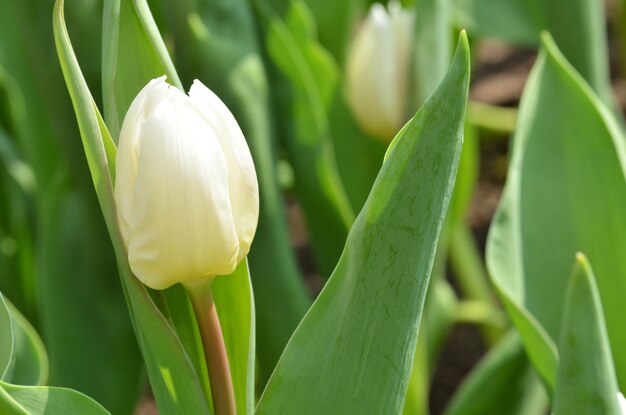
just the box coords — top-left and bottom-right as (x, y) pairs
(486, 33), (626, 391)
(0, 381), (110, 415)
(0, 293), (15, 382)
(102, 0), (181, 137)
(256, 32), (470, 415)
(444, 331), (548, 415)
(0, 291), (104, 414)
(542, 1), (611, 106)
(0, 291), (44, 388)
(553, 254), (622, 415)
(263, 0), (355, 275)
(54, 1), (212, 413)
(5, 301), (47, 386)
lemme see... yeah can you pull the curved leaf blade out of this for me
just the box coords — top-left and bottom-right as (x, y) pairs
(5, 301), (47, 386)
(486, 33), (626, 390)
(0, 293), (14, 382)
(0, 381), (110, 415)
(256, 32), (470, 415)
(553, 254), (622, 415)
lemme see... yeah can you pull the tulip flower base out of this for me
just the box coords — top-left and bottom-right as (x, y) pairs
(188, 282), (237, 415)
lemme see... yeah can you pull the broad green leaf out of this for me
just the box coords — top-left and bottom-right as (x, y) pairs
(263, 0), (355, 276)
(0, 291), (44, 388)
(542, 1), (611, 106)
(486, 33), (626, 391)
(454, 0), (612, 106)
(0, 292), (104, 414)
(256, 32), (470, 415)
(5, 301), (47, 386)
(102, 0), (181, 137)
(166, 0), (310, 384)
(54, 1), (212, 413)
(0, 381), (110, 415)
(444, 331), (548, 415)
(553, 254), (622, 415)
(0, 293), (15, 381)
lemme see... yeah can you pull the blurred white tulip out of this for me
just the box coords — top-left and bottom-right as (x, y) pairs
(345, 1), (414, 141)
(115, 76), (259, 290)
(619, 392), (626, 414)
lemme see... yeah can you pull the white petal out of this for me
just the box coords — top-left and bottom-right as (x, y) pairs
(346, 4), (400, 139)
(618, 392), (626, 414)
(345, 2), (415, 141)
(116, 76), (170, 238)
(188, 80), (259, 262)
(126, 92), (239, 289)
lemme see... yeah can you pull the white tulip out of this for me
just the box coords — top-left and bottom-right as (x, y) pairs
(619, 392), (626, 414)
(115, 76), (259, 290)
(345, 1), (414, 141)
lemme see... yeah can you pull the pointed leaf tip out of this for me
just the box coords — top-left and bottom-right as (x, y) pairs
(454, 30), (470, 67)
(539, 31), (567, 67)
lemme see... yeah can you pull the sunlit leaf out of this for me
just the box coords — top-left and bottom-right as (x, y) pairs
(553, 254), (622, 415)
(0, 381), (110, 415)
(0, 294), (14, 382)
(487, 33), (626, 391)
(5, 300), (47, 386)
(256, 31), (470, 415)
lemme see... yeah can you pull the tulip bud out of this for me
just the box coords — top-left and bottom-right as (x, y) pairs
(115, 76), (259, 290)
(345, 1), (414, 141)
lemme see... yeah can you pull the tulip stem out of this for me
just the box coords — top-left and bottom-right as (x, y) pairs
(188, 283), (237, 415)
